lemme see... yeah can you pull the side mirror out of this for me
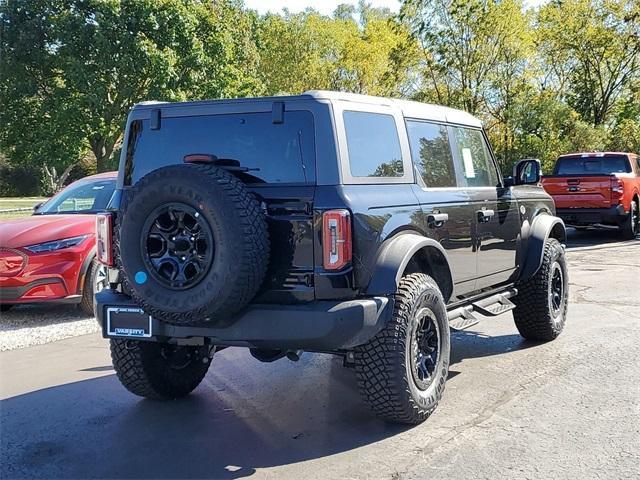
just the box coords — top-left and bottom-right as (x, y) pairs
(512, 159), (541, 186)
(33, 202), (43, 213)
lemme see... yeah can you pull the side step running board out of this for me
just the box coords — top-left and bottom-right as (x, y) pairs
(448, 289), (517, 331)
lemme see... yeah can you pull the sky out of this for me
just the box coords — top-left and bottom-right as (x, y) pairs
(243, 0), (549, 16)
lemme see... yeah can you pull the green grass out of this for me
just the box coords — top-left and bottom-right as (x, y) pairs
(0, 197), (48, 221)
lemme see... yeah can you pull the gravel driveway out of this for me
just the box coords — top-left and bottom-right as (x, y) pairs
(0, 304), (99, 351)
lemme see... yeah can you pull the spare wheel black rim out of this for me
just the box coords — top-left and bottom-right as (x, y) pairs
(140, 203), (214, 290)
(411, 306), (441, 390)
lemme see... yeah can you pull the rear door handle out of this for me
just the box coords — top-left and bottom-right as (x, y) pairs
(477, 209), (495, 223)
(427, 213), (449, 228)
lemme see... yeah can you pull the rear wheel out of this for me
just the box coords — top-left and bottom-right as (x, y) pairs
(621, 199), (639, 240)
(354, 274), (450, 424)
(513, 238), (568, 341)
(110, 339), (212, 399)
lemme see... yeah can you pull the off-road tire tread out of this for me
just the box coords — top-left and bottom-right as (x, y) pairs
(354, 273), (448, 424)
(115, 164), (269, 325)
(513, 238), (568, 341)
(110, 339), (210, 399)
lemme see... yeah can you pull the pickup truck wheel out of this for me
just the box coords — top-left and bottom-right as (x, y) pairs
(116, 163), (269, 326)
(621, 200), (638, 240)
(353, 273), (450, 424)
(513, 238), (568, 341)
(110, 339), (212, 399)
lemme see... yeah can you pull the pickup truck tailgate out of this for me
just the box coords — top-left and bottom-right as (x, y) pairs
(542, 175), (612, 209)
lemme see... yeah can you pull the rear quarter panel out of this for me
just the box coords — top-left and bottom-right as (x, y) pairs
(313, 184), (425, 299)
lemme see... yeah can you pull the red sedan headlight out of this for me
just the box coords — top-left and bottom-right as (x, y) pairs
(23, 235), (88, 254)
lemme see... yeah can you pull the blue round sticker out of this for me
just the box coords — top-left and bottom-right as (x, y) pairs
(134, 271), (148, 285)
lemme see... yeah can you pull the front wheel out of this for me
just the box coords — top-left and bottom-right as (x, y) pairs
(80, 258), (108, 316)
(353, 273), (450, 424)
(110, 339), (212, 399)
(513, 238), (568, 341)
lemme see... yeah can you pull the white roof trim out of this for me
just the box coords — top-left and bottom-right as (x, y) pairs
(304, 90), (482, 128)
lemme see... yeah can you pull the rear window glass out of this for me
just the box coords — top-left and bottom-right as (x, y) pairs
(554, 155), (631, 175)
(343, 111), (403, 178)
(125, 111), (315, 185)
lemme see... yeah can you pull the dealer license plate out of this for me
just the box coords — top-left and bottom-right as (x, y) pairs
(106, 307), (152, 338)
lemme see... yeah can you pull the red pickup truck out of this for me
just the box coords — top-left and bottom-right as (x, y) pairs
(542, 152), (640, 239)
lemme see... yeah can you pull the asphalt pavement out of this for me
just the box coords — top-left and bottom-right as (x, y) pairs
(1, 229), (639, 480)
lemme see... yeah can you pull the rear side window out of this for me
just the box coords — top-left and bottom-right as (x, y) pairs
(406, 120), (456, 188)
(343, 111), (403, 177)
(450, 127), (499, 188)
(125, 111), (315, 185)
(554, 155), (632, 175)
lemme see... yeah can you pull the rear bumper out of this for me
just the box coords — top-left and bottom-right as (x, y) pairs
(95, 289), (392, 351)
(556, 205), (627, 226)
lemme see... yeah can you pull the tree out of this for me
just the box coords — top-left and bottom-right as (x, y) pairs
(508, 91), (607, 172)
(256, 5), (419, 97)
(537, 0), (640, 126)
(400, 0), (529, 116)
(0, 0), (261, 173)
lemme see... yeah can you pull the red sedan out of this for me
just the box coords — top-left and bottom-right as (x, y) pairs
(0, 172), (116, 314)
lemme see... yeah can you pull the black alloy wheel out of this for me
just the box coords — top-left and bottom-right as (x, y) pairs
(549, 262), (565, 319)
(141, 203), (214, 290)
(410, 307), (441, 391)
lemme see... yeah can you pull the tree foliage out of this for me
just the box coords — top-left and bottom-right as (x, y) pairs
(537, 0), (640, 126)
(0, 0), (260, 175)
(0, 0), (639, 194)
(256, 4), (419, 96)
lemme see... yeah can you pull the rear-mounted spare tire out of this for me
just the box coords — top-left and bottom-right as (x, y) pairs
(116, 164), (269, 326)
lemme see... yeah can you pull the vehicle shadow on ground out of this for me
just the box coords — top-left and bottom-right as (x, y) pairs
(565, 226), (637, 249)
(1, 328), (543, 480)
(1, 352), (405, 479)
(450, 329), (539, 365)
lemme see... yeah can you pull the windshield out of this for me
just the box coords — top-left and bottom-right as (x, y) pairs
(554, 155), (631, 175)
(37, 178), (116, 214)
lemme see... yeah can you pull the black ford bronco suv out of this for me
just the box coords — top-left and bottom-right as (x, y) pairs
(95, 91), (568, 425)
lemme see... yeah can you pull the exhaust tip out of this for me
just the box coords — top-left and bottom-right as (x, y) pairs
(286, 350), (303, 362)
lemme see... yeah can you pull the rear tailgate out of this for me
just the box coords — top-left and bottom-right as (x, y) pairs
(542, 174), (612, 209)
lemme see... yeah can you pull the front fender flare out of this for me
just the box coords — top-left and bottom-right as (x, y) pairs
(365, 233), (453, 301)
(519, 214), (566, 282)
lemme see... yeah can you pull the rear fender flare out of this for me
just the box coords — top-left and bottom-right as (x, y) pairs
(519, 214), (566, 282)
(365, 233), (454, 302)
